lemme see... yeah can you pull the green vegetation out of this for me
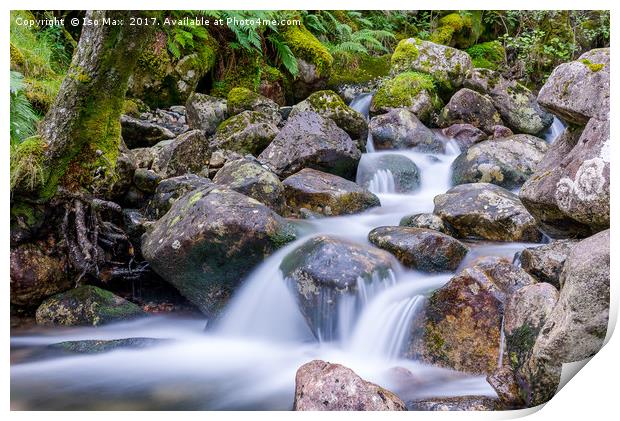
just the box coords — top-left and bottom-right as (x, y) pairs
(466, 41), (506, 70)
(372, 71), (440, 111)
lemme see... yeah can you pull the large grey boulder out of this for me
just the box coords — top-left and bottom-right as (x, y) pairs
(145, 174), (214, 220)
(537, 48), (610, 125)
(185, 93), (228, 136)
(258, 111), (361, 180)
(434, 183), (542, 242)
(451, 135), (549, 189)
(438, 88), (503, 134)
(369, 108), (444, 152)
(150, 130), (210, 178)
(209, 111), (279, 156)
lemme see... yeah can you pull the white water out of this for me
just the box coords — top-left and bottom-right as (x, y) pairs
(11, 93), (561, 410)
(367, 169), (397, 194)
(543, 116), (566, 143)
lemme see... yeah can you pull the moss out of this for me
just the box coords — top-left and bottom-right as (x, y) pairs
(122, 99), (140, 117)
(391, 38), (420, 71)
(23, 76), (63, 113)
(467, 41), (505, 70)
(327, 54), (391, 88)
(137, 48), (171, 81)
(372, 71), (438, 110)
(10, 42), (25, 67)
(10, 135), (47, 193)
(227, 87), (261, 112)
(580, 58), (604, 72)
(211, 54), (262, 98)
(430, 11), (482, 49)
(281, 23), (333, 78)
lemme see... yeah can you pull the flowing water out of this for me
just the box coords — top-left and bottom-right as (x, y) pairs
(10, 94), (563, 410)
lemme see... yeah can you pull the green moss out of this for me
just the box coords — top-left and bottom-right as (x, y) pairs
(372, 71), (438, 110)
(23, 76), (63, 113)
(211, 54), (262, 98)
(10, 135), (47, 193)
(391, 38), (420, 71)
(281, 23), (333, 78)
(327, 54), (391, 88)
(430, 11), (482, 49)
(467, 41), (506, 70)
(227, 87), (261, 112)
(137, 48), (171, 81)
(580, 58), (604, 72)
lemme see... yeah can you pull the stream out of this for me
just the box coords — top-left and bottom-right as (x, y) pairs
(10, 95), (566, 410)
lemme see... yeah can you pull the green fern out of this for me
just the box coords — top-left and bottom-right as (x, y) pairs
(10, 71), (39, 144)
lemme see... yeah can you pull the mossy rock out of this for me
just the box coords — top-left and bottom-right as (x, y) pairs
(430, 12), (482, 49)
(211, 110), (280, 156)
(327, 54), (391, 89)
(282, 23), (333, 79)
(466, 41), (505, 71)
(35, 286), (146, 327)
(226, 87), (280, 117)
(10, 136), (48, 195)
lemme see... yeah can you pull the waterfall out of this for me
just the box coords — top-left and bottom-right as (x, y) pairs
(497, 316), (506, 368)
(348, 92), (373, 120)
(543, 116), (566, 143)
(367, 169), (396, 194)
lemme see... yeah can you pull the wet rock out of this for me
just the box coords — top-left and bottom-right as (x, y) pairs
(407, 396), (499, 411)
(258, 111), (361, 180)
(537, 48), (609, 125)
(442, 124), (487, 150)
(391, 38), (472, 92)
(369, 108), (444, 152)
(290, 90), (368, 144)
(142, 187), (296, 317)
(450, 135), (549, 189)
(185, 93), (228, 136)
(120, 115), (175, 148)
(520, 117), (609, 238)
(464, 69), (553, 135)
(110, 151), (137, 199)
(368, 226), (468, 272)
(213, 157), (285, 213)
(434, 183), (542, 242)
(35, 286), (146, 327)
(210, 111), (279, 156)
(294, 360), (407, 411)
(138, 107), (189, 136)
(133, 168), (162, 194)
(151, 130), (210, 178)
(533, 229), (609, 363)
(281, 235), (395, 340)
(518, 240), (578, 288)
(145, 174), (214, 220)
(283, 168), (379, 217)
(438, 88), (503, 134)
(486, 366), (524, 408)
(491, 125), (513, 139)
(226, 87), (280, 120)
(49, 338), (163, 354)
(399, 213), (456, 236)
(10, 242), (71, 308)
(467, 256), (536, 299)
(356, 154), (420, 193)
(128, 146), (159, 169)
(123, 209), (152, 249)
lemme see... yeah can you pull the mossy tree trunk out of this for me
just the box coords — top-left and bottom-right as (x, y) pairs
(40, 10), (153, 198)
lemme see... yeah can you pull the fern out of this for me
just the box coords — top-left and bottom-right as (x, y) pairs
(268, 35), (299, 77)
(10, 71), (39, 144)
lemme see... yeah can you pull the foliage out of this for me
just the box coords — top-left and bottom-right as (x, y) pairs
(10, 135), (47, 193)
(10, 71), (40, 144)
(466, 41), (505, 70)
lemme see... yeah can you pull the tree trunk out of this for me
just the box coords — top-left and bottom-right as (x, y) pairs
(40, 10), (153, 197)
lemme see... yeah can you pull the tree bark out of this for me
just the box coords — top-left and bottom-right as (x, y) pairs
(40, 10), (153, 197)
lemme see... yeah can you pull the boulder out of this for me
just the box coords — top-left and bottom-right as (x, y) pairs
(450, 135), (549, 189)
(283, 168), (379, 217)
(391, 38), (472, 92)
(209, 111), (280, 156)
(35, 286), (146, 326)
(213, 158), (285, 213)
(519, 118), (609, 237)
(369, 72), (440, 123)
(258, 111), (361, 180)
(290, 90), (368, 143)
(491, 125), (513, 139)
(281, 235), (395, 340)
(294, 360), (406, 411)
(133, 168), (162, 194)
(434, 183), (542, 242)
(185, 93), (228, 136)
(408, 396), (499, 411)
(48, 338), (163, 354)
(356, 153), (420, 193)
(518, 240), (578, 288)
(120, 115), (175, 148)
(463, 256), (536, 299)
(537, 48), (610, 125)
(10, 242), (71, 308)
(145, 174), (214, 220)
(368, 226), (468, 272)
(438, 88), (503, 134)
(442, 124), (487, 150)
(369, 109), (444, 152)
(464, 69), (553, 135)
(150, 130), (210, 178)
(226, 87), (280, 120)
(399, 213), (456, 236)
(486, 366), (524, 408)
(142, 187), (296, 316)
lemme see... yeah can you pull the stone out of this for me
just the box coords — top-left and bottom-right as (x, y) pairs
(209, 111), (279, 156)
(434, 183), (542, 242)
(151, 130), (210, 178)
(407, 396), (499, 411)
(133, 168), (162, 194)
(226, 87), (280, 119)
(399, 213), (456, 236)
(356, 153), (420, 193)
(368, 226), (468, 272)
(283, 168), (380, 217)
(518, 240), (578, 288)
(294, 360), (406, 411)
(145, 174), (214, 220)
(438, 88), (503, 134)
(442, 124), (487, 151)
(120, 115), (175, 148)
(185, 93), (228, 136)
(369, 108), (444, 152)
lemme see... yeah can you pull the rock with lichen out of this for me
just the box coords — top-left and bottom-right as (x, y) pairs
(369, 108), (444, 152)
(150, 130), (210, 178)
(185, 93), (228, 136)
(209, 111), (280, 156)
(437, 88), (503, 134)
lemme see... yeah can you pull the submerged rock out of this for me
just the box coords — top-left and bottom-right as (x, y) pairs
(294, 360), (406, 411)
(518, 240), (578, 288)
(369, 108), (443, 152)
(399, 213), (456, 236)
(258, 111), (361, 180)
(283, 168), (379, 217)
(142, 187), (296, 317)
(120, 115), (175, 148)
(48, 338), (163, 354)
(210, 111), (280, 156)
(281, 235), (395, 340)
(464, 68), (553, 135)
(368, 226), (468, 272)
(185, 93), (228, 136)
(438, 88), (503, 134)
(356, 154), (420, 193)
(213, 158), (285, 213)
(35, 286), (146, 327)
(407, 396), (499, 411)
(434, 183), (541, 242)
(537, 48), (609, 125)
(450, 135), (548, 189)
(442, 123), (487, 151)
